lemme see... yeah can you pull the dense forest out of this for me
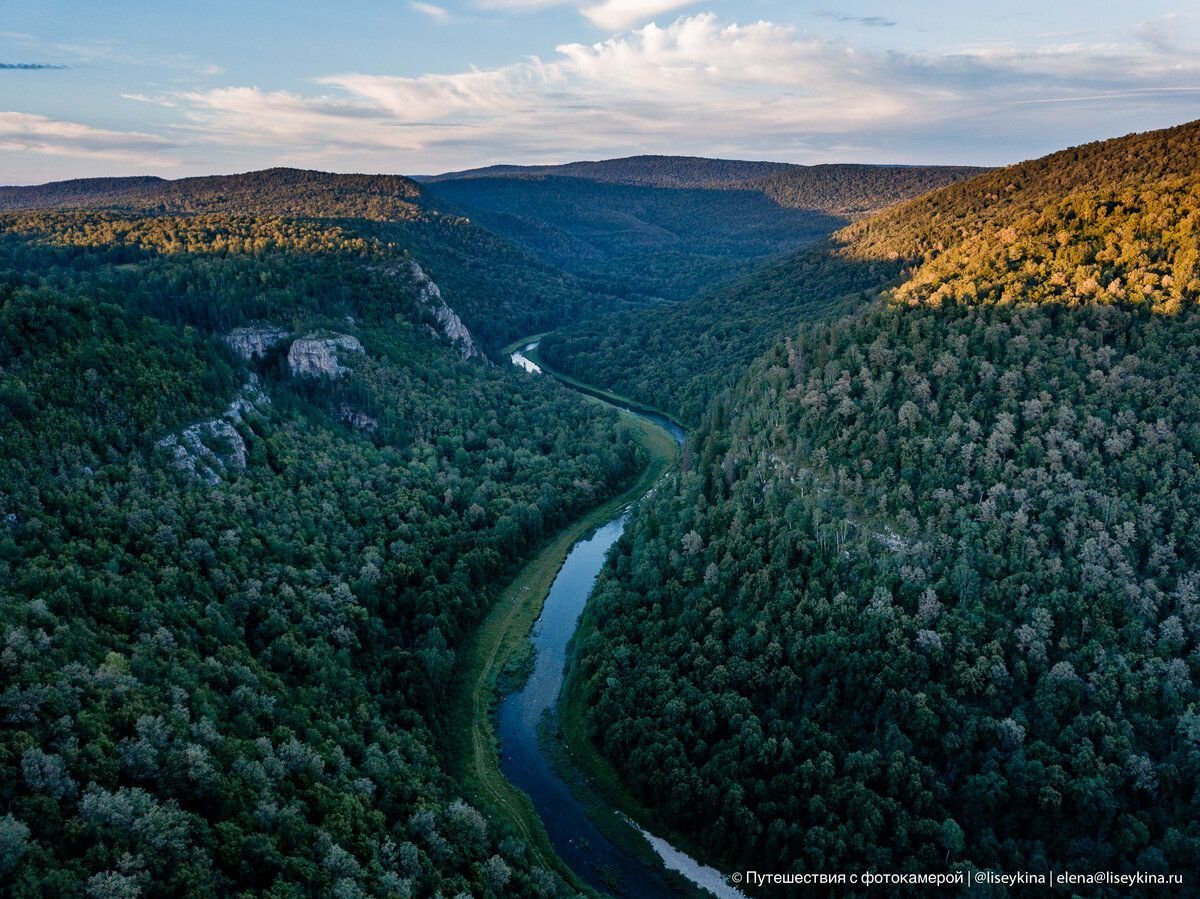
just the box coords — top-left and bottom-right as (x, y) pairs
(9, 122), (1200, 897)
(570, 121), (1200, 891)
(0, 173), (636, 351)
(424, 160), (979, 303)
(538, 245), (901, 426)
(0, 187), (647, 896)
(426, 155), (983, 215)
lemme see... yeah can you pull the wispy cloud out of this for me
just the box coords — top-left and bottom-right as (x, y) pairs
(17, 9), (1199, 176)
(579, 0), (697, 30)
(475, 0), (699, 30)
(0, 111), (178, 165)
(141, 10), (1200, 170)
(0, 62), (69, 70)
(410, 2), (454, 23)
(816, 10), (898, 28)
(158, 14), (929, 166)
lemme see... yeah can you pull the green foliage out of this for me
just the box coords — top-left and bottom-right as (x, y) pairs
(426, 160), (979, 303)
(0, 204), (642, 895)
(540, 245), (900, 425)
(0, 169), (632, 350)
(842, 120), (1200, 313)
(579, 300), (1200, 882)
(573, 120), (1200, 886)
(0, 168), (427, 222)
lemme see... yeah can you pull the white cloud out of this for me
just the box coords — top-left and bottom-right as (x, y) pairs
(127, 11), (1200, 172)
(0, 111), (177, 165)
(579, 0), (697, 31)
(410, 2), (454, 23)
(474, 0), (699, 31)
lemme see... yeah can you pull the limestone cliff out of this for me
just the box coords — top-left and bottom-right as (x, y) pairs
(157, 377), (270, 485)
(287, 334), (364, 378)
(407, 261), (485, 361)
(223, 324), (290, 360)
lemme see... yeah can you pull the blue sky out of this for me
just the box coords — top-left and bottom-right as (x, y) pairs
(2, 1), (1199, 183)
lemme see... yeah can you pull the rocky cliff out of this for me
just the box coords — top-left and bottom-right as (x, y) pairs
(408, 261), (485, 361)
(286, 334), (364, 378)
(223, 324), (290, 360)
(157, 377), (270, 485)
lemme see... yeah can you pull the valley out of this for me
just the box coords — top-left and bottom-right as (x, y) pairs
(4, 121), (1200, 899)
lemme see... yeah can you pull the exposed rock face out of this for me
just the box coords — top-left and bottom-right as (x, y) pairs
(287, 334), (364, 378)
(408, 261), (484, 361)
(157, 377), (270, 485)
(224, 324), (290, 360)
(338, 404), (378, 432)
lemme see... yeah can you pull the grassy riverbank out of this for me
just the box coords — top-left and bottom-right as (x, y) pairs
(445, 371), (679, 892)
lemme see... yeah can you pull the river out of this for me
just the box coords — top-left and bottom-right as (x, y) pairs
(498, 343), (747, 899)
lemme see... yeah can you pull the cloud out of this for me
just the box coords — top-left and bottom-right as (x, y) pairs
(816, 11), (897, 28)
(0, 111), (178, 165)
(579, 0), (698, 31)
(126, 11), (1200, 171)
(474, 0), (698, 30)
(157, 14), (928, 168)
(410, 2), (454, 22)
(0, 62), (69, 70)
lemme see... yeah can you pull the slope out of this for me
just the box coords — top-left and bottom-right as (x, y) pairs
(424, 158), (982, 302)
(0, 168), (633, 350)
(0, 189), (645, 896)
(569, 120), (1200, 885)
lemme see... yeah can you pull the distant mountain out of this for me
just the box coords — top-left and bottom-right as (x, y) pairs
(541, 121), (1200, 421)
(424, 158), (980, 303)
(421, 154), (796, 188)
(0, 168), (637, 347)
(0, 168), (427, 221)
(423, 155), (985, 216)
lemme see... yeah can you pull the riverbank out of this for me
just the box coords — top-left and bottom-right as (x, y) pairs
(508, 337), (685, 428)
(446, 369), (680, 893)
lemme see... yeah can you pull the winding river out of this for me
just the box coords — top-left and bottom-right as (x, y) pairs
(499, 343), (747, 899)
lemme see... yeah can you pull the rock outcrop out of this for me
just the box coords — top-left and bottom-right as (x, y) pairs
(157, 377), (270, 485)
(338, 404), (378, 433)
(223, 324), (290, 360)
(287, 334), (364, 378)
(408, 261), (484, 361)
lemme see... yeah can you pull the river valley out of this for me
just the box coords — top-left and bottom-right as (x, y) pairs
(492, 343), (746, 898)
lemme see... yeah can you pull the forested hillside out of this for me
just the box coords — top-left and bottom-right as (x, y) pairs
(427, 156), (983, 215)
(0, 191), (644, 895)
(424, 160), (980, 303)
(0, 170), (630, 350)
(570, 121), (1200, 888)
(539, 245), (901, 425)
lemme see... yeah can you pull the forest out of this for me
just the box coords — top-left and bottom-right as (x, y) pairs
(0, 191), (646, 896)
(422, 160), (980, 303)
(569, 121), (1200, 891)
(6, 118), (1200, 898)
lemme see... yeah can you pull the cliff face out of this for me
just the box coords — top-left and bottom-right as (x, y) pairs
(286, 334), (364, 378)
(407, 261), (485, 361)
(224, 324), (291, 360)
(157, 377), (271, 485)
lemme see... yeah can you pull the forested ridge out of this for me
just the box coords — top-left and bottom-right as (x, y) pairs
(0, 178), (633, 350)
(541, 121), (1200, 425)
(0, 180), (647, 896)
(571, 121), (1200, 892)
(424, 160), (979, 304)
(426, 155), (983, 216)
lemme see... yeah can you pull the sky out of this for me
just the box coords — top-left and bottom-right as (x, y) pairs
(1, 1), (1199, 183)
